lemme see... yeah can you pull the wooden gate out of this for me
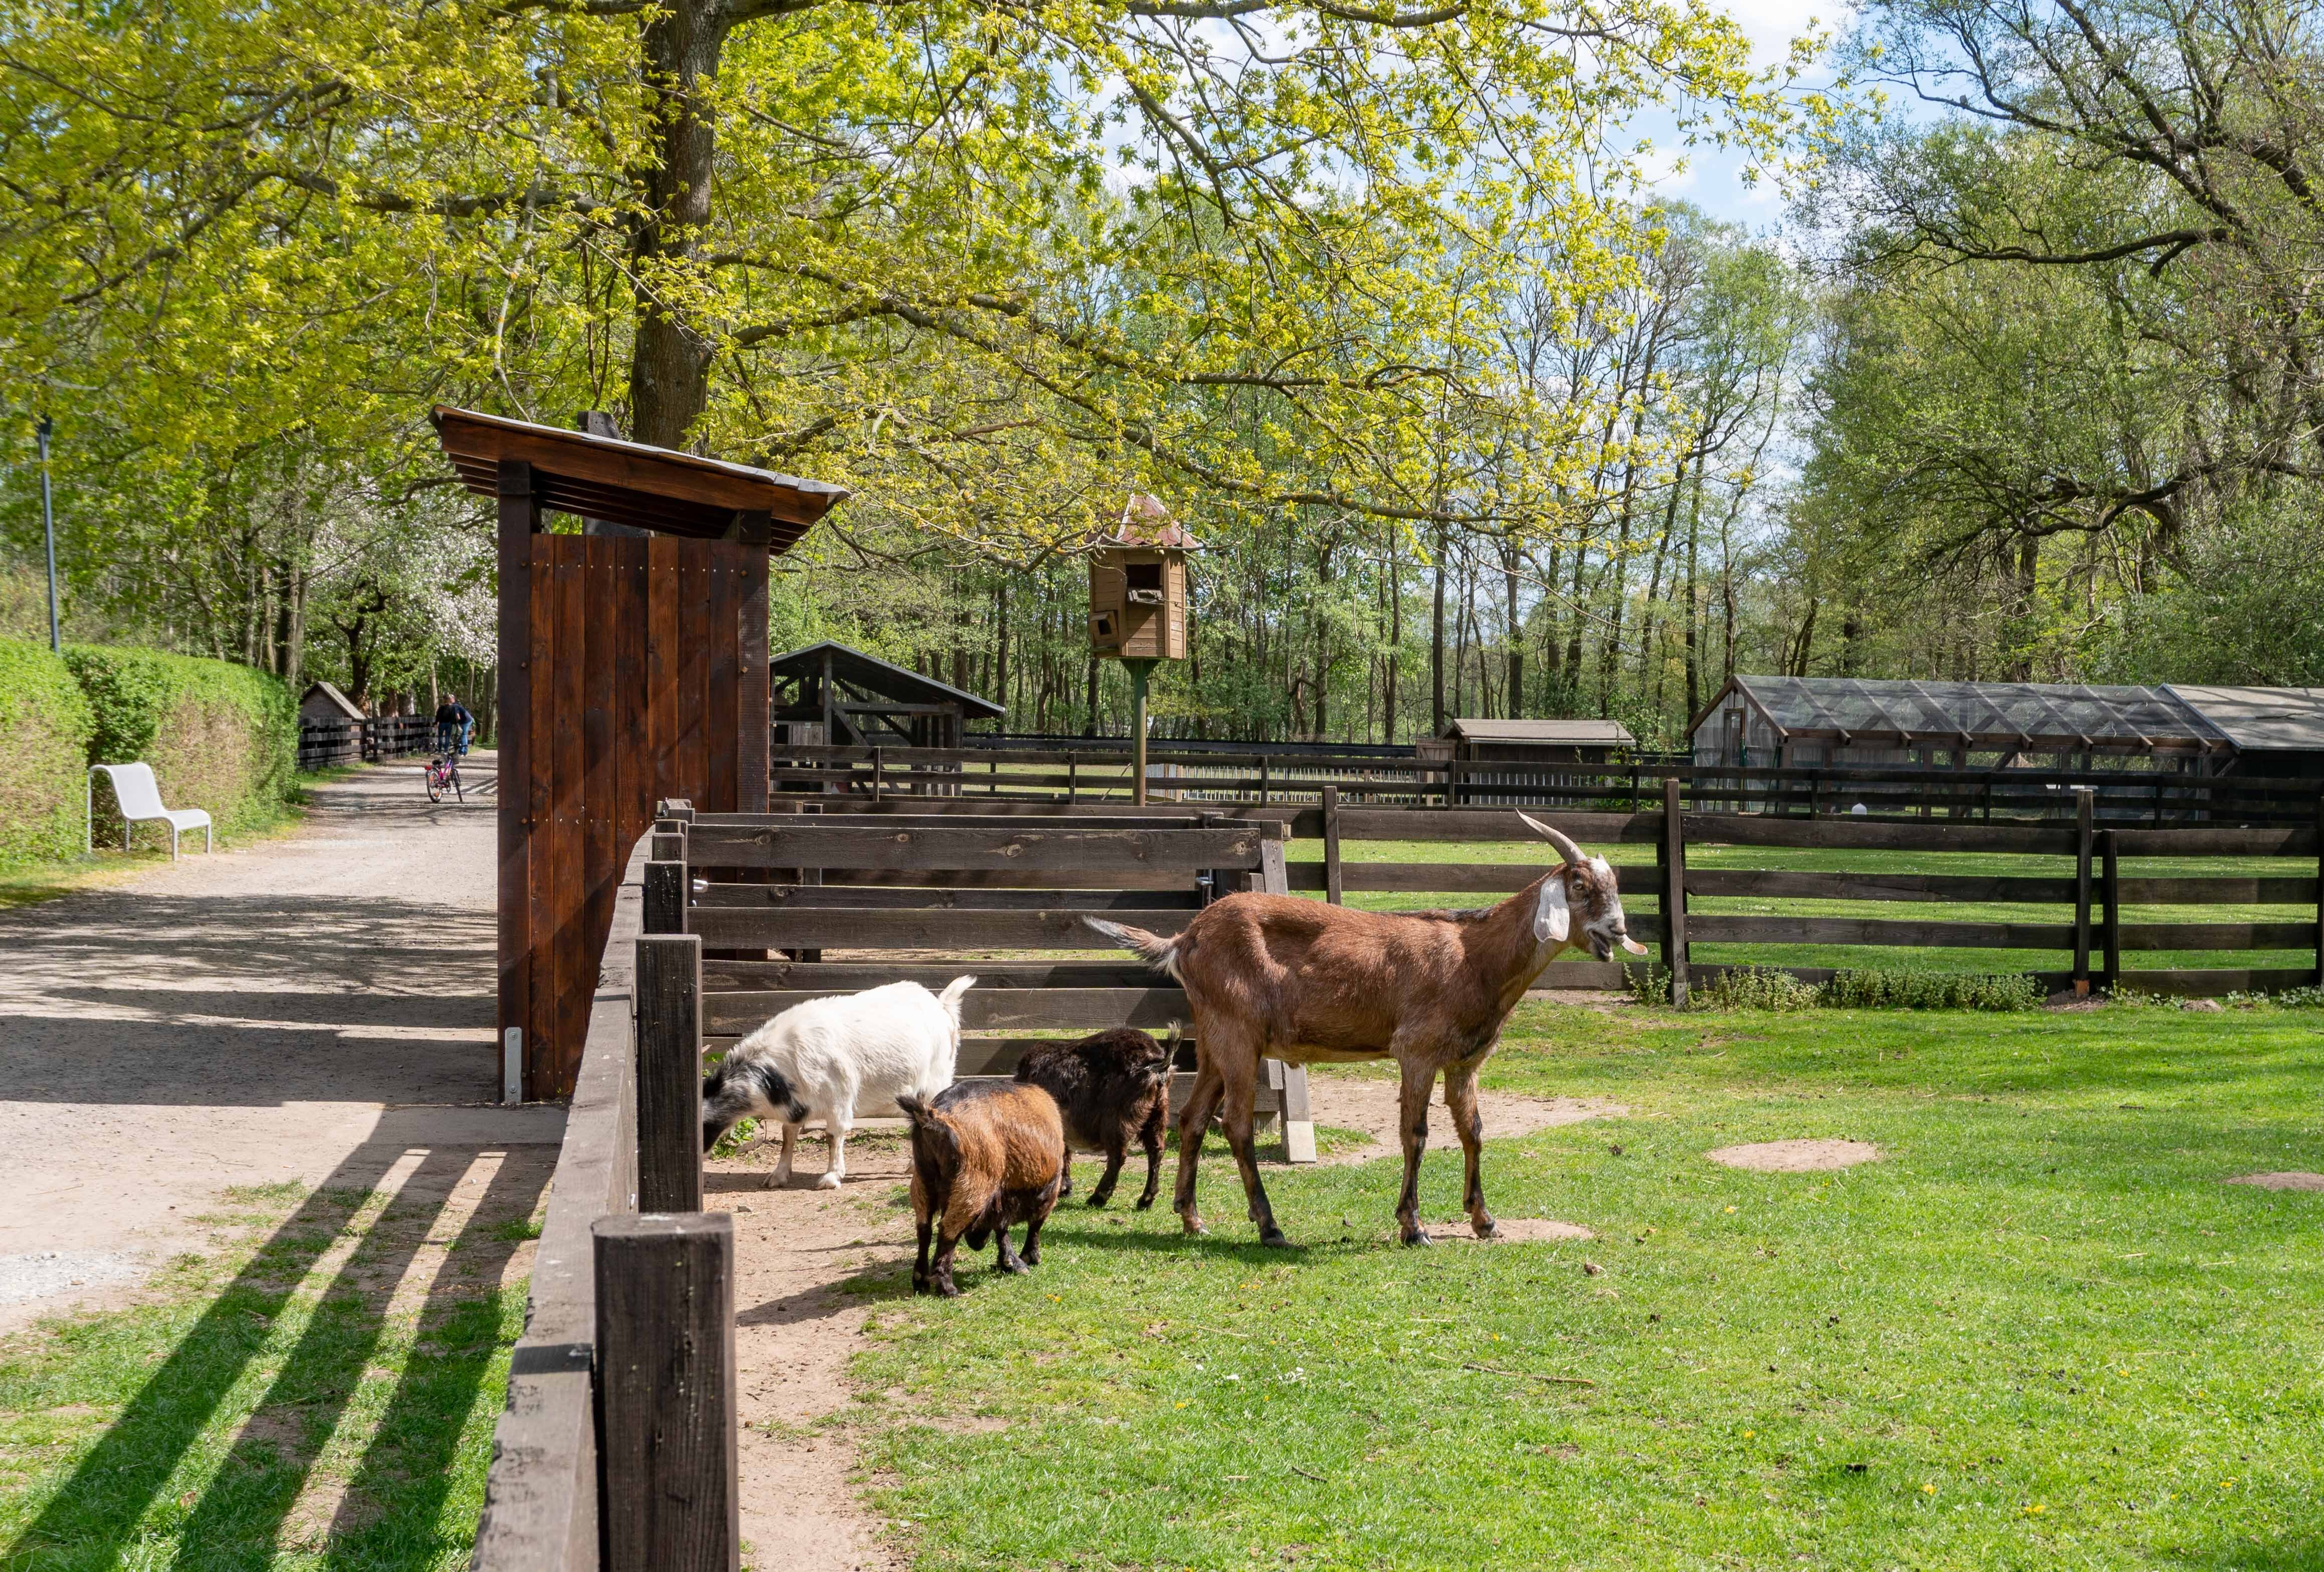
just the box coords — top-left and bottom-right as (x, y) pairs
(505, 532), (773, 1097)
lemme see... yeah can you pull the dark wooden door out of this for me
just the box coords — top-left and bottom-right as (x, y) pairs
(502, 533), (769, 1097)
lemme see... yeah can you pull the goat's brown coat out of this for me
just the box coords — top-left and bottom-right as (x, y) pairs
(1098, 840), (1637, 1246)
(901, 1082), (1068, 1295)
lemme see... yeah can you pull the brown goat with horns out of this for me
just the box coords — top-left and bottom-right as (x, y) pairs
(1085, 814), (1647, 1247)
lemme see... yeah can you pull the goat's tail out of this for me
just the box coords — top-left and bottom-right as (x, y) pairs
(935, 974), (977, 1025)
(896, 1093), (953, 1158)
(1081, 917), (1182, 981)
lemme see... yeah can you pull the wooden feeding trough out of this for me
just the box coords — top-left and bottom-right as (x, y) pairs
(431, 405), (850, 1098)
(1088, 495), (1198, 802)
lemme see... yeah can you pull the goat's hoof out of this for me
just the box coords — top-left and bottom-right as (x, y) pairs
(1180, 1217), (1208, 1237)
(1401, 1228), (1433, 1247)
(814, 1172), (842, 1190)
(1472, 1217), (1499, 1240)
(1258, 1227), (1292, 1249)
(937, 1281), (962, 1298)
(1002, 1259), (1030, 1275)
(1135, 1196), (1157, 1211)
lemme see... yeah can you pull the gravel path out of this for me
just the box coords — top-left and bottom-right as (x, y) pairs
(0, 752), (564, 1331)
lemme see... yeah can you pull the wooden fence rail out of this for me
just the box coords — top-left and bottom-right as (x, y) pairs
(296, 714), (439, 771)
(765, 740), (2324, 826)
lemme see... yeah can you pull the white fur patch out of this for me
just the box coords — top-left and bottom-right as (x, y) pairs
(1534, 877), (1571, 945)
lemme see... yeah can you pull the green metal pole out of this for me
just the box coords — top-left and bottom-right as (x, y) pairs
(1129, 659), (1153, 806)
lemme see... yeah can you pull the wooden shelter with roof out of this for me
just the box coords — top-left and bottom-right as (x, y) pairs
(769, 640), (1003, 752)
(1688, 676), (2229, 776)
(431, 405), (849, 1097)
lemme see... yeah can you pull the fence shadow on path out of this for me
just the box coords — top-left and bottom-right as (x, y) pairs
(1, 1134), (551, 1571)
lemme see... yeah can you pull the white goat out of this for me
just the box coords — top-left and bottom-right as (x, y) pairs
(701, 976), (974, 1189)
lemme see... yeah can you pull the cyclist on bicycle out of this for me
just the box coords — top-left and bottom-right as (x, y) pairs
(434, 694), (475, 757)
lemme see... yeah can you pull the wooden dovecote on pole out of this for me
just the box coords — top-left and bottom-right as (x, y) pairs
(1088, 495), (1198, 805)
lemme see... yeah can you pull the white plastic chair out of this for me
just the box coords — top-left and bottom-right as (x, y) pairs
(88, 763), (213, 859)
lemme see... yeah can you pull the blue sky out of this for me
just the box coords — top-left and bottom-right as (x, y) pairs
(1633, 0), (1851, 230)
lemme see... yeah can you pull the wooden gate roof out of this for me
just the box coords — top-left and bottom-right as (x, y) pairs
(431, 405), (849, 548)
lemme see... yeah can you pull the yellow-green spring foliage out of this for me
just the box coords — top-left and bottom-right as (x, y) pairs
(0, 637), (97, 866)
(65, 645), (296, 849)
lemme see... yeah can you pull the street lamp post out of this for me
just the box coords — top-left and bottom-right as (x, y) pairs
(37, 417), (60, 652)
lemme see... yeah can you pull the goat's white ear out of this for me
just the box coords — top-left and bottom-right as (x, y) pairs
(1534, 875), (1571, 945)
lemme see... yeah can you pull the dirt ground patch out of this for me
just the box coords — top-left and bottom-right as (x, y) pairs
(2224, 1171), (2324, 1191)
(714, 1135), (915, 1572)
(1429, 1217), (1595, 1243)
(1707, 1139), (1882, 1173)
(1303, 1065), (1625, 1167)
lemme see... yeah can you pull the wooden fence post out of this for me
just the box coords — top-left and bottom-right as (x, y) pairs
(593, 1213), (739, 1572)
(871, 746), (884, 802)
(2100, 828), (2121, 994)
(635, 934), (704, 1213)
(1323, 785), (1344, 906)
(2314, 791), (2323, 988)
(645, 858), (688, 937)
(1256, 838), (1315, 1162)
(2072, 787), (2094, 996)
(1660, 777), (1689, 1008)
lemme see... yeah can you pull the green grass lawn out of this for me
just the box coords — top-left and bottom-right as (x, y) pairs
(0, 1162), (545, 1572)
(846, 1001), (2324, 1570)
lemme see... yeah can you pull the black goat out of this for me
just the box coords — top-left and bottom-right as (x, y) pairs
(1012, 1026), (1173, 1209)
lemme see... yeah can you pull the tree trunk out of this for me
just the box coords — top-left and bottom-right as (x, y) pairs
(1384, 529), (1402, 744)
(1430, 523), (1448, 739)
(626, 0), (729, 447)
(994, 579), (1009, 728)
(1502, 540), (1524, 718)
(1682, 466), (1701, 725)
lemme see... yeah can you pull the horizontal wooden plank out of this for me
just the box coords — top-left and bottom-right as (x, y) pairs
(692, 883), (1205, 912)
(688, 823), (1266, 873)
(2109, 968), (2319, 995)
(2116, 876), (2319, 904)
(1685, 915), (2077, 948)
(1681, 815), (2080, 854)
(706, 987), (1189, 1036)
(765, 798), (1321, 835)
(1682, 870), (2079, 903)
(1336, 809), (1661, 844)
(701, 960), (1162, 990)
(689, 811), (1271, 833)
(2109, 923), (2318, 952)
(689, 906), (1196, 950)
(2110, 828), (2320, 856)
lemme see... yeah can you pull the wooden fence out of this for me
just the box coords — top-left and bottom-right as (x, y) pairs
(764, 740), (2324, 827)
(295, 714), (438, 771)
(669, 805), (1317, 1158)
(729, 788), (2324, 999)
(473, 829), (747, 1572)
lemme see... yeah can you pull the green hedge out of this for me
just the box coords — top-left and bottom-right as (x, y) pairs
(66, 644), (297, 849)
(0, 639), (97, 866)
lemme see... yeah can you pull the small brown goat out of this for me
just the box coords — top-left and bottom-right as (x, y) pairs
(898, 1081), (1068, 1296)
(1012, 1027), (1173, 1209)
(1086, 814), (1645, 1248)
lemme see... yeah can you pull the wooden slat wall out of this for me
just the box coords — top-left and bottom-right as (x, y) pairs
(505, 532), (772, 1098)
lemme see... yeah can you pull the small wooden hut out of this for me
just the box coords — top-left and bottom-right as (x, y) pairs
(431, 405), (850, 1097)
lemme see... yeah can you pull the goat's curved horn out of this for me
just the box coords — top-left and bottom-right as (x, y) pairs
(1518, 812), (1585, 867)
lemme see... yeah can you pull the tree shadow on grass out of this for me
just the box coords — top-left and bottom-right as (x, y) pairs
(0, 1140), (549, 1572)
